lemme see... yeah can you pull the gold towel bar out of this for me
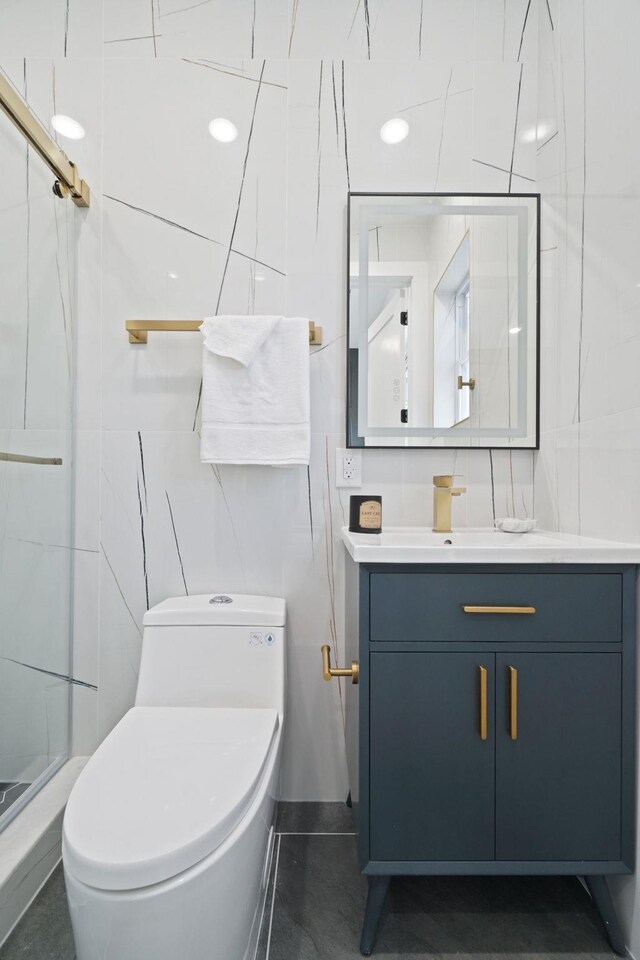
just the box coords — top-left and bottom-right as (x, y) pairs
(0, 451), (63, 466)
(125, 319), (323, 346)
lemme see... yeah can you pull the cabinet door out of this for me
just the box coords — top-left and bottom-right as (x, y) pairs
(370, 653), (495, 861)
(496, 653), (622, 862)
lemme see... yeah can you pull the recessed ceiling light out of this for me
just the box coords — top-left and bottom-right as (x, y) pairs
(254, 274), (265, 282)
(380, 118), (409, 145)
(168, 272), (179, 280)
(51, 114), (85, 140)
(208, 118), (238, 143)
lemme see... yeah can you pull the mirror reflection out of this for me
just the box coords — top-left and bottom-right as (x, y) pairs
(347, 193), (539, 448)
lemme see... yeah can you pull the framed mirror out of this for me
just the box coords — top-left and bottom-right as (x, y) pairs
(347, 193), (540, 448)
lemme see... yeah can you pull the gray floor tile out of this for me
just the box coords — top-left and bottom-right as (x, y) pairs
(0, 866), (74, 960)
(277, 801), (355, 834)
(1, 808), (621, 960)
(0, 785), (30, 818)
(267, 834), (619, 960)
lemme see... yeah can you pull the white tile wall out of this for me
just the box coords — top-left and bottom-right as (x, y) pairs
(4, 0), (542, 805)
(533, 2), (640, 950)
(6, 0), (640, 944)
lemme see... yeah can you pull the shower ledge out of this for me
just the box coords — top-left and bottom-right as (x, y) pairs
(0, 756), (88, 947)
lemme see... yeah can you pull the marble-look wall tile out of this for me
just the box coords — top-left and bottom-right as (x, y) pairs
(98, 430), (286, 739)
(288, 0), (474, 61)
(472, 61), (538, 191)
(101, 57), (287, 433)
(71, 550), (99, 756)
(104, 0), (287, 59)
(0, 661), (68, 783)
(3, 1), (548, 802)
(0, 0), (103, 58)
(474, 0), (538, 63)
(535, 0), (640, 543)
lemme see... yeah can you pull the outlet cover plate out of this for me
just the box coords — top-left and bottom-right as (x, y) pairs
(336, 448), (362, 488)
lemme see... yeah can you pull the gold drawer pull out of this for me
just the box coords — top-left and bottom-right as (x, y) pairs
(321, 645), (359, 684)
(463, 605), (536, 615)
(509, 666), (518, 740)
(478, 666), (488, 741)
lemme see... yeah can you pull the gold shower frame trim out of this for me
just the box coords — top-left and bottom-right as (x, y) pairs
(0, 71), (90, 208)
(0, 451), (63, 466)
(125, 319), (323, 345)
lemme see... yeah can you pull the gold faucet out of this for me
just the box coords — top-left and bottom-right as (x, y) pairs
(433, 475), (466, 533)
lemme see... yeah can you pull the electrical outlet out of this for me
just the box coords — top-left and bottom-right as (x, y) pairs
(336, 448), (362, 488)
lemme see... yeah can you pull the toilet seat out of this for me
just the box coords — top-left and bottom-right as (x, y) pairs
(63, 706), (278, 891)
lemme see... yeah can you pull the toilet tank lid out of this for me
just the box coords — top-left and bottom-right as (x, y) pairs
(143, 594), (286, 627)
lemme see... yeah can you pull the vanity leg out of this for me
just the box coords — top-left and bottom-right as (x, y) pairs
(346, 791), (352, 808)
(360, 876), (390, 956)
(584, 875), (627, 956)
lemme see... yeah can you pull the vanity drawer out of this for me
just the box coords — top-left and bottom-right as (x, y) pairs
(369, 572), (622, 643)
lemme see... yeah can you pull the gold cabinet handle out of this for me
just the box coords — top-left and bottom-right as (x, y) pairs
(463, 605), (536, 615)
(478, 666), (488, 741)
(509, 666), (518, 740)
(457, 376), (476, 390)
(321, 645), (359, 685)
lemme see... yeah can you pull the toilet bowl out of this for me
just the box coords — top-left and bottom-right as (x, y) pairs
(62, 594), (285, 960)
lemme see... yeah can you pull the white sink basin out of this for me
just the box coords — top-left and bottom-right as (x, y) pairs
(341, 526), (640, 564)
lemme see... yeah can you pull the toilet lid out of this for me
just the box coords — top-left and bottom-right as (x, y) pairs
(63, 706), (278, 891)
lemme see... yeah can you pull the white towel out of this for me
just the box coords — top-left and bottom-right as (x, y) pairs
(199, 315), (310, 466)
(201, 314), (279, 366)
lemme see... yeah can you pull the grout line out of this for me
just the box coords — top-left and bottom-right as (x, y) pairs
(277, 831), (356, 836)
(264, 833), (281, 960)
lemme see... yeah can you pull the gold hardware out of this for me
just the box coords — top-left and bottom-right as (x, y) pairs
(462, 605), (536, 615)
(126, 320), (201, 343)
(479, 666), (488, 741)
(126, 319), (322, 346)
(321, 645), (359, 685)
(432, 475), (466, 533)
(309, 322), (322, 345)
(457, 376), (476, 390)
(0, 451), (62, 466)
(509, 666), (518, 740)
(0, 73), (90, 207)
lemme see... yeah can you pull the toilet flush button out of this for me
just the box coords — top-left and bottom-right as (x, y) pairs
(264, 633), (275, 646)
(210, 595), (233, 604)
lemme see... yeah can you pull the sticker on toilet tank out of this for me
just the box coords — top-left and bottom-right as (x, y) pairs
(249, 632), (276, 646)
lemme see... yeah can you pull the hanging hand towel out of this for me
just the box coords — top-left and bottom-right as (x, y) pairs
(199, 315), (311, 466)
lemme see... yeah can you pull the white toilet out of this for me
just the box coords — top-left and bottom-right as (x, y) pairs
(63, 593), (285, 960)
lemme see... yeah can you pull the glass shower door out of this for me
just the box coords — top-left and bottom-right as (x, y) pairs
(0, 76), (74, 828)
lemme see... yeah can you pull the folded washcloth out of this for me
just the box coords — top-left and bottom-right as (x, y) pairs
(199, 316), (310, 466)
(200, 315), (280, 366)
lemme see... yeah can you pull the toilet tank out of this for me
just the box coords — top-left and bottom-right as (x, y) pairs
(135, 594), (286, 715)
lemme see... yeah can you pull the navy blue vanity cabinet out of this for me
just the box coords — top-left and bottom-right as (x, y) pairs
(344, 561), (636, 957)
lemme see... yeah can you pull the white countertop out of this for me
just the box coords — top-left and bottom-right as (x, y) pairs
(341, 526), (640, 565)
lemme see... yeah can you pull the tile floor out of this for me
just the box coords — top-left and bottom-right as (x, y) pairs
(0, 784), (30, 819)
(0, 802), (619, 959)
